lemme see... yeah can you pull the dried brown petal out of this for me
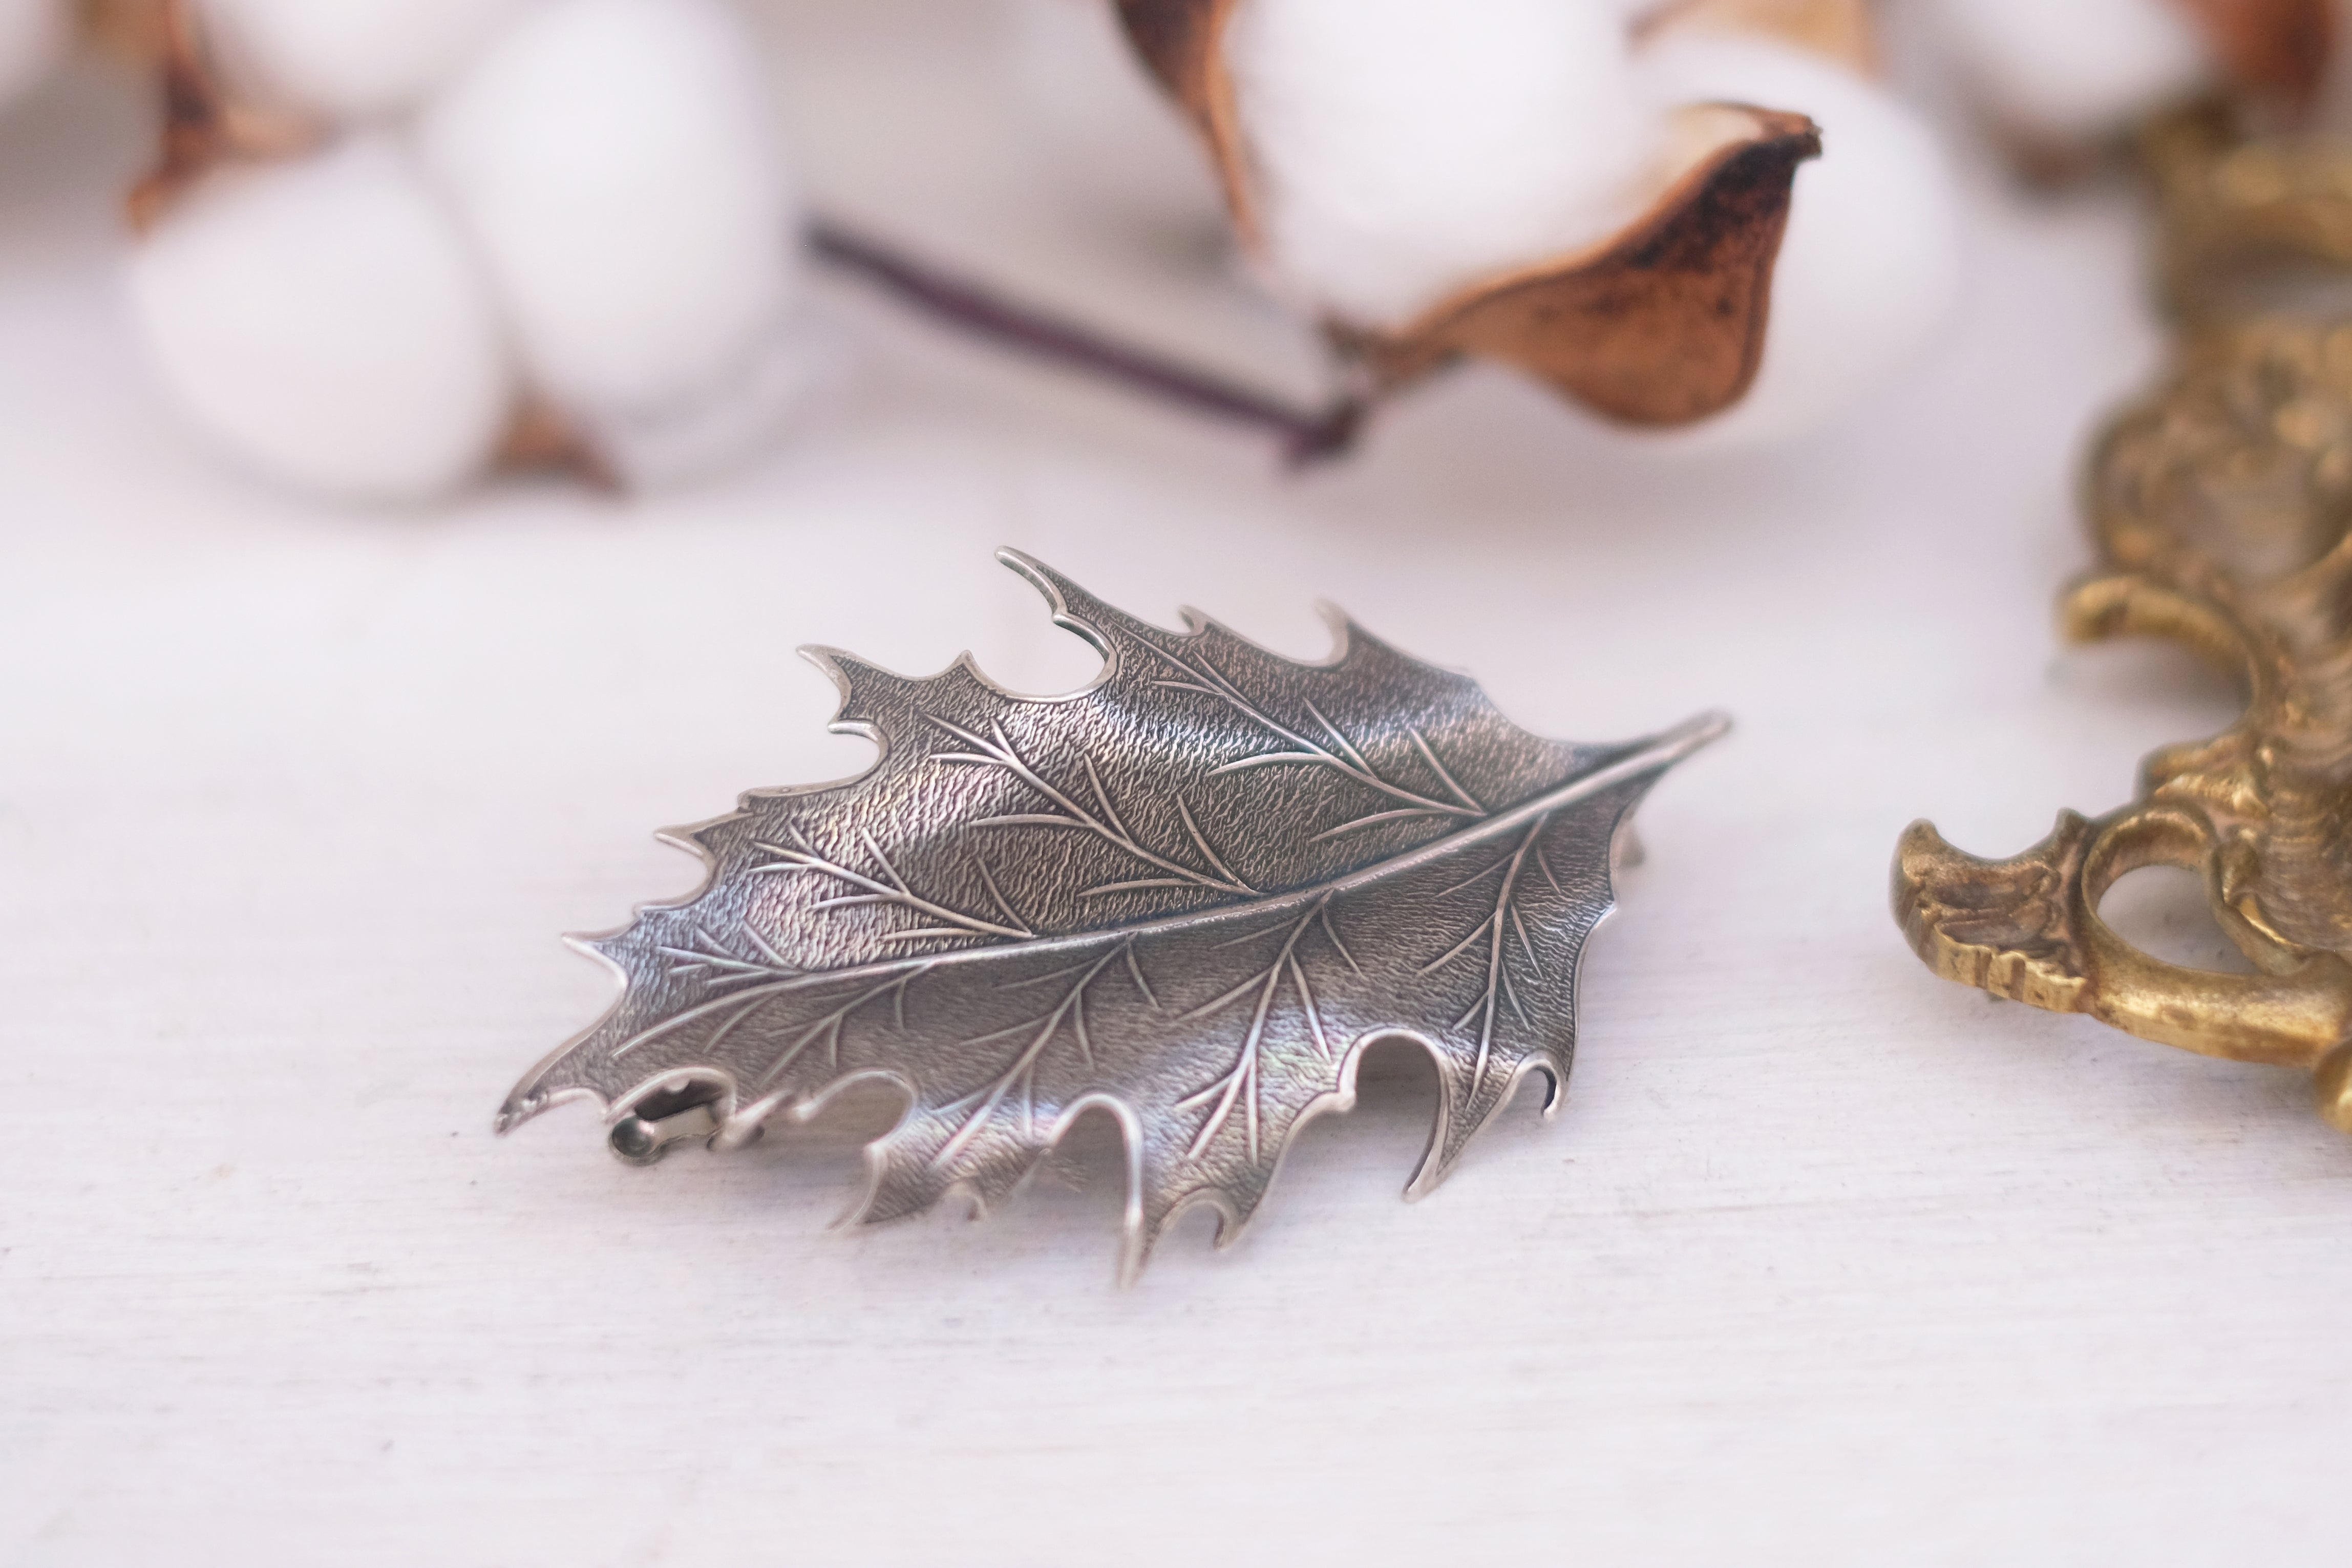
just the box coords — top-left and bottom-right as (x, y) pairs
(2173, 0), (2334, 109)
(1637, 0), (1877, 75)
(1345, 105), (1821, 426)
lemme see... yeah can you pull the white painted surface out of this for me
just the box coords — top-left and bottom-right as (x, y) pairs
(3, 7), (2346, 1564)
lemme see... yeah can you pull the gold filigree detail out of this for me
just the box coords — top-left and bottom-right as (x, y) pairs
(1896, 108), (2352, 1134)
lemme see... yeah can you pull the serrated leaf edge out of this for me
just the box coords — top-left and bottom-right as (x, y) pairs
(502, 712), (1725, 1277)
(497, 549), (1727, 1278)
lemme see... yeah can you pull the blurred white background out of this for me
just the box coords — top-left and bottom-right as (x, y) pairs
(2, 2), (2345, 1563)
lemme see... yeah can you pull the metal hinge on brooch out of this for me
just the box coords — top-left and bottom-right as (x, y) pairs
(1895, 106), (2352, 1132)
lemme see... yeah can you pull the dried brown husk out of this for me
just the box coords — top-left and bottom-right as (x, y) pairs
(2173, 0), (2335, 109)
(495, 394), (622, 491)
(122, 0), (315, 232)
(1113, 0), (1259, 241)
(1347, 106), (1820, 424)
(1114, 0), (1822, 425)
(77, 0), (173, 62)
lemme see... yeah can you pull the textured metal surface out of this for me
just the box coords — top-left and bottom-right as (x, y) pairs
(501, 550), (1724, 1275)
(1895, 110), (2352, 1134)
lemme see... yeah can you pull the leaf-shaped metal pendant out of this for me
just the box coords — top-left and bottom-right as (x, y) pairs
(500, 553), (1724, 1276)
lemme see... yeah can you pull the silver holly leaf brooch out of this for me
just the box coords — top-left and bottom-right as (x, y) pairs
(501, 551), (1723, 1277)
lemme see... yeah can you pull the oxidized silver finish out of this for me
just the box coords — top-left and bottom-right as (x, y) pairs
(500, 550), (1724, 1277)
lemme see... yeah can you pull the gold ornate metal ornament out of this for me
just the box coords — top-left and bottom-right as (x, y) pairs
(1895, 111), (2352, 1135)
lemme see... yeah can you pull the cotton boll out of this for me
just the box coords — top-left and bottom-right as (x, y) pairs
(198, 0), (542, 120)
(1225, 0), (1662, 328)
(577, 314), (842, 488)
(0, 0), (66, 110)
(126, 135), (515, 500)
(419, 0), (803, 470)
(1914, 0), (2211, 145)
(1637, 33), (1961, 449)
(1005, 0), (1226, 232)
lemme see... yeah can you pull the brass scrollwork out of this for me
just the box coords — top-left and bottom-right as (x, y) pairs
(1896, 109), (2352, 1133)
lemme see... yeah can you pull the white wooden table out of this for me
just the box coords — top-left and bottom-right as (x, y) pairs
(4, 5), (2345, 1563)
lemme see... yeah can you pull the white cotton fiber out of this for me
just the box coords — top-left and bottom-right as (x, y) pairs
(576, 313), (840, 489)
(1639, 33), (1962, 448)
(1224, 0), (1661, 327)
(198, 0), (541, 120)
(419, 0), (801, 434)
(1005, 0), (1226, 231)
(1915, 0), (2212, 144)
(126, 135), (515, 500)
(0, 0), (66, 111)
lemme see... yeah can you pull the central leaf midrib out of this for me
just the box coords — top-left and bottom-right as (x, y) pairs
(623, 717), (1713, 1050)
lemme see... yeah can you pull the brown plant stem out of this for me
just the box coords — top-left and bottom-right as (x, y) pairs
(804, 217), (1362, 468)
